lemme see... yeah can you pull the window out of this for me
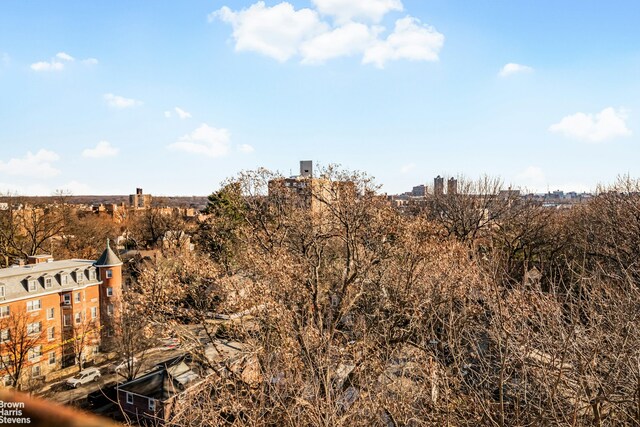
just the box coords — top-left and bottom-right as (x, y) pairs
(74, 292), (81, 303)
(77, 272), (83, 283)
(0, 306), (9, 318)
(105, 270), (113, 279)
(0, 285), (4, 298)
(148, 398), (156, 411)
(31, 365), (41, 377)
(44, 277), (52, 289)
(0, 329), (9, 343)
(63, 294), (71, 305)
(63, 314), (71, 327)
(126, 392), (133, 405)
(89, 270), (96, 280)
(47, 327), (55, 341)
(107, 304), (113, 316)
(75, 313), (82, 324)
(46, 307), (55, 320)
(48, 352), (56, 365)
(3, 375), (12, 387)
(28, 279), (37, 292)
(106, 287), (113, 297)
(26, 300), (41, 312)
(61, 274), (68, 285)
(91, 306), (97, 319)
(27, 322), (41, 335)
(28, 346), (42, 361)
(92, 345), (99, 355)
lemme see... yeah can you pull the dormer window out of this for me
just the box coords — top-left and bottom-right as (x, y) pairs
(28, 279), (37, 292)
(77, 271), (84, 283)
(44, 277), (52, 289)
(89, 270), (96, 281)
(0, 285), (4, 298)
(61, 274), (68, 285)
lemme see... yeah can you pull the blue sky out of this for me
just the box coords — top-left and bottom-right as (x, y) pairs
(0, 0), (638, 196)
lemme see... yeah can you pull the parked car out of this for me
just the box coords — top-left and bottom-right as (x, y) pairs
(110, 357), (139, 374)
(66, 368), (101, 388)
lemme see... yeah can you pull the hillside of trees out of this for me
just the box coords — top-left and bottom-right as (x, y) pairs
(3, 168), (640, 426)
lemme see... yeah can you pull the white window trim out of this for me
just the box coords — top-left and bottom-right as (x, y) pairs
(148, 398), (155, 411)
(44, 277), (52, 289)
(106, 287), (113, 297)
(26, 300), (41, 312)
(0, 285), (4, 298)
(48, 352), (56, 365)
(126, 392), (133, 404)
(48, 327), (55, 341)
(63, 294), (71, 305)
(91, 307), (97, 319)
(0, 306), (9, 318)
(47, 307), (55, 320)
(28, 280), (37, 292)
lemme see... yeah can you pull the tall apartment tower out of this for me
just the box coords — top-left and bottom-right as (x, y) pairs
(447, 177), (458, 195)
(129, 188), (152, 208)
(94, 239), (123, 349)
(300, 161), (313, 178)
(434, 176), (444, 195)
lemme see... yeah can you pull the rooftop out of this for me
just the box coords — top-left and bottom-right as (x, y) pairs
(0, 259), (95, 280)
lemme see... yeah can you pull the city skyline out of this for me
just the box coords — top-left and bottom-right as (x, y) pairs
(1, 0), (639, 196)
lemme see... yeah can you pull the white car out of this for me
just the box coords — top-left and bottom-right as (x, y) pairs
(66, 368), (101, 388)
(110, 357), (139, 373)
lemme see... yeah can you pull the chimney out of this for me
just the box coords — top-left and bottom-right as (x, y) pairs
(27, 255), (53, 265)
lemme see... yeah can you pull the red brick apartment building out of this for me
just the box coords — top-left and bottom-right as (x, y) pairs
(0, 241), (122, 388)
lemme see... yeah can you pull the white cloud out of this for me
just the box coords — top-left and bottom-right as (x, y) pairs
(300, 22), (379, 64)
(213, 2), (328, 62)
(549, 107), (632, 143)
(312, 0), (403, 23)
(213, 2), (444, 68)
(238, 144), (255, 153)
(174, 107), (192, 119)
(363, 17), (444, 68)
(56, 52), (75, 62)
(82, 141), (119, 158)
(30, 60), (64, 71)
(0, 149), (60, 178)
(104, 93), (142, 109)
(30, 52), (96, 71)
(164, 111), (172, 118)
(168, 124), (231, 158)
(400, 162), (415, 174)
(499, 63), (533, 77)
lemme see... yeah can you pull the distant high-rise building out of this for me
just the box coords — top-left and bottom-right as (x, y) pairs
(129, 188), (152, 208)
(434, 176), (444, 195)
(412, 185), (426, 197)
(447, 177), (458, 195)
(299, 160), (313, 178)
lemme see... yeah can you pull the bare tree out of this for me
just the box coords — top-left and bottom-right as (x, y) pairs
(0, 309), (46, 390)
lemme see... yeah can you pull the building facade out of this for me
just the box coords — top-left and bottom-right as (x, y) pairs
(0, 243), (121, 388)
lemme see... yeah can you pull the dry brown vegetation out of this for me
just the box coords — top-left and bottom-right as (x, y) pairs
(122, 170), (640, 427)
(3, 170), (640, 426)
